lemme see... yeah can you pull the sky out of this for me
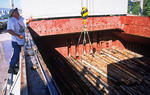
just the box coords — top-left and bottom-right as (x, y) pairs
(0, 0), (21, 9)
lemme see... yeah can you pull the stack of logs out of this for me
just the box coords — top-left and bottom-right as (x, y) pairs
(67, 47), (150, 95)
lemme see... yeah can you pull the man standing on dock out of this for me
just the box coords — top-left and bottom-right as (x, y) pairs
(7, 8), (25, 74)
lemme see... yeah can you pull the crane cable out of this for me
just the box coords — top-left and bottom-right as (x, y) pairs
(77, 0), (92, 55)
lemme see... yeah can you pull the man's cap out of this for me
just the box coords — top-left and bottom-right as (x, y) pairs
(9, 8), (18, 17)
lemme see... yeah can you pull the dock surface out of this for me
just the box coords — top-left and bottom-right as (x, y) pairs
(0, 33), (12, 95)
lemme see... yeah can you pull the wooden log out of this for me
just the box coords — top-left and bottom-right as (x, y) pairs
(95, 53), (138, 85)
(101, 49), (143, 83)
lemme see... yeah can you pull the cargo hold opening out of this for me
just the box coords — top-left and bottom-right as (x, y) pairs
(29, 27), (150, 94)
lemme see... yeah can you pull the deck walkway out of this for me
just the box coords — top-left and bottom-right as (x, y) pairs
(0, 33), (12, 95)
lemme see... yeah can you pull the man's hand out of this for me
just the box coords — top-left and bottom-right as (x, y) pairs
(8, 30), (24, 39)
(26, 17), (32, 24)
(18, 35), (24, 39)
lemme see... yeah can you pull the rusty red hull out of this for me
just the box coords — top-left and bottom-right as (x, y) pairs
(29, 16), (150, 58)
(30, 16), (150, 38)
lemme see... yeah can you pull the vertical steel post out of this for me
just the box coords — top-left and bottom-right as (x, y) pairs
(10, 0), (14, 9)
(139, 0), (143, 15)
(130, 0), (133, 14)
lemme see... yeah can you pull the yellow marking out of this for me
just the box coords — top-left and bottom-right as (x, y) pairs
(83, 12), (88, 17)
(83, 19), (86, 25)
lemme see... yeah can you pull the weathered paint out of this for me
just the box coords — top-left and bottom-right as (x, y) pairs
(29, 16), (150, 58)
(30, 16), (150, 38)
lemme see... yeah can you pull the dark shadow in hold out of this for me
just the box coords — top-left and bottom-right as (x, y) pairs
(92, 48), (96, 57)
(107, 57), (150, 95)
(81, 66), (106, 94)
